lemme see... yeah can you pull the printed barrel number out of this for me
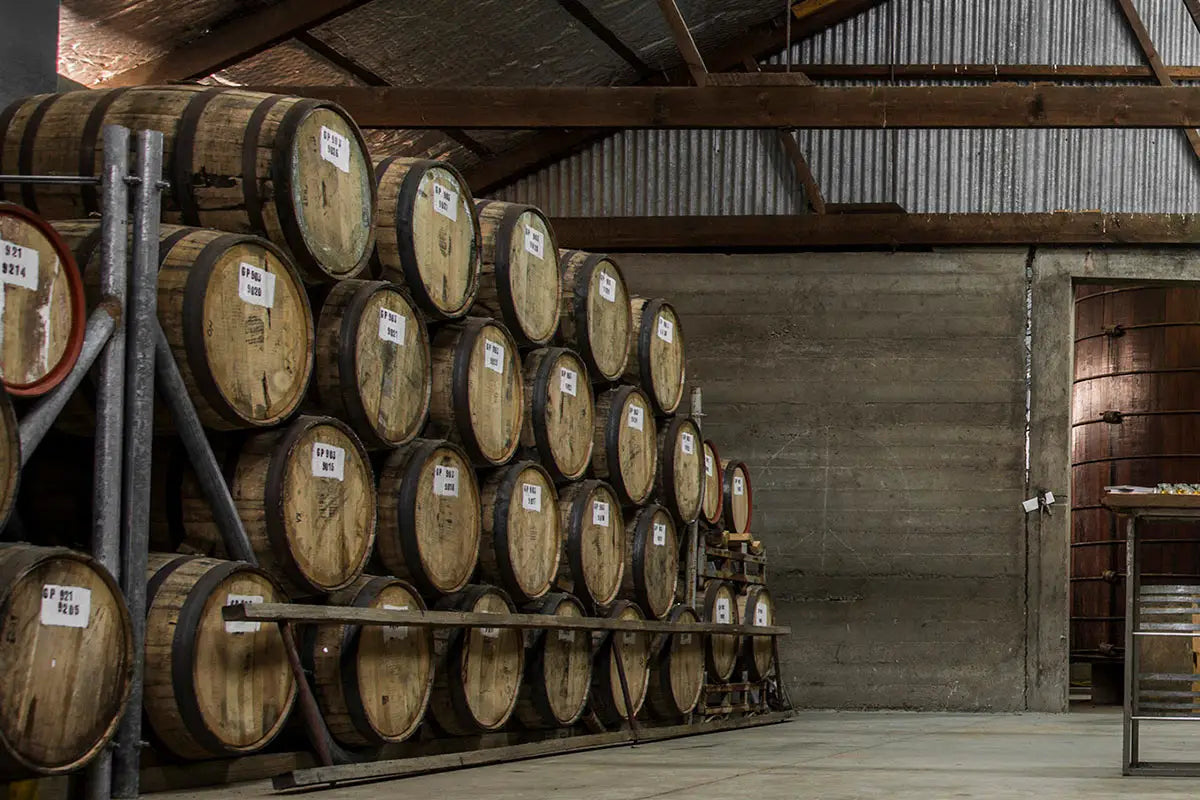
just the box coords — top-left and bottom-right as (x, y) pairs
(238, 263), (276, 309)
(311, 442), (346, 481)
(484, 339), (505, 374)
(433, 464), (459, 497)
(40, 584), (92, 629)
(378, 307), (406, 345)
(320, 126), (351, 173)
(0, 239), (39, 291)
(224, 594), (264, 634)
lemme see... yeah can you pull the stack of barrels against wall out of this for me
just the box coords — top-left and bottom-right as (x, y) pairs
(0, 84), (775, 782)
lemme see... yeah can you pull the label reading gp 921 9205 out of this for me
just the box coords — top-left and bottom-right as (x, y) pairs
(40, 585), (91, 628)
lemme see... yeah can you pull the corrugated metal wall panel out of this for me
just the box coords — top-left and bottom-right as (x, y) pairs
(495, 0), (1200, 215)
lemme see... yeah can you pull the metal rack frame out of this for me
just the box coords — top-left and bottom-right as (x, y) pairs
(1105, 494), (1200, 776)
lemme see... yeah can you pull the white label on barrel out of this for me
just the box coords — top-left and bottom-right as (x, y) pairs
(433, 465), (459, 497)
(40, 584), (91, 628)
(320, 125), (350, 173)
(627, 403), (644, 431)
(311, 442), (345, 481)
(716, 597), (731, 625)
(224, 594), (263, 634)
(521, 482), (542, 512)
(523, 225), (545, 259)
(484, 339), (505, 374)
(652, 521), (667, 546)
(656, 315), (674, 343)
(480, 610), (501, 639)
(238, 263), (276, 308)
(705, 453), (714, 476)
(432, 183), (458, 220)
(382, 604), (410, 641)
(755, 602), (768, 627)
(557, 629), (576, 642)
(559, 366), (578, 397)
(378, 307), (406, 345)
(622, 632), (636, 645)
(0, 239), (38, 291)
(733, 475), (745, 496)
(681, 431), (695, 455)
(592, 500), (609, 527)
(598, 270), (617, 302)
(679, 633), (692, 645)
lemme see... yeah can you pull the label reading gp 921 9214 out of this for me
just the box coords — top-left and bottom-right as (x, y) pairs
(0, 239), (39, 291)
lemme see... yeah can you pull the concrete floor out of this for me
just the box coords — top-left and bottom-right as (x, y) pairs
(168, 709), (1200, 799)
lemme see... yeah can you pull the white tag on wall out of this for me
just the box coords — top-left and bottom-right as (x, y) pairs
(0, 239), (39, 291)
(382, 604), (410, 641)
(656, 315), (674, 343)
(592, 500), (609, 527)
(319, 125), (350, 173)
(484, 339), (505, 374)
(522, 482), (542, 512)
(598, 270), (617, 302)
(378, 307), (406, 345)
(652, 521), (667, 546)
(311, 442), (345, 481)
(524, 225), (545, 259)
(433, 465), (459, 497)
(559, 366), (578, 397)
(627, 403), (644, 431)
(716, 596), (731, 625)
(224, 594), (263, 634)
(40, 585), (91, 628)
(432, 183), (458, 220)
(238, 263), (276, 308)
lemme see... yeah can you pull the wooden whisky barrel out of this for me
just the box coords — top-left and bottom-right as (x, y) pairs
(376, 438), (481, 597)
(428, 317), (523, 465)
(721, 459), (752, 534)
(0, 388), (18, 533)
(479, 460), (561, 604)
(372, 157), (480, 320)
(429, 585), (524, 735)
(700, 439), (723, 526)
(624, 297), (685, 417)
(312, 279), (431, 449)
(656, 416), (704, 526)
(592, 385), (657, 506)
(623, 504), (678, 621)
(515, 592), (592, 729)
(309, 576), (434, 747)
(180, 415), (376, 597)
(521, 347), (594, 482)
(0, 204), (85, 396)
(143, 554), (296, 760)
(557, 250), (632, 382)
(0, 544), (132, 777)
(473, 201), (561, 347)
(646, 605), (704, 722)
(702, 580), (741, 683)
(554, 480), (625, 612)
(588, 600), (651, 725)
(2, 87), (376, 282)
(56, 221), (315, 430)
(739, 585), (775, 681)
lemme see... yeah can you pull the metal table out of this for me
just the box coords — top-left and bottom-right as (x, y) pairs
(1104, 493), (1200, 776)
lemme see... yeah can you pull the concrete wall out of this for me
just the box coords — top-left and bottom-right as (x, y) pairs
(622, 250), (1031, 711)
(0, 1), (59, 108)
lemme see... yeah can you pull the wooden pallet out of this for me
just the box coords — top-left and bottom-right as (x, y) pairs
(700, 681), (771, 716)
(703, 546), (767, 585)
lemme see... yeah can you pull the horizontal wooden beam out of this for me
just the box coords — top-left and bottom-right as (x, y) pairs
(225, 602), (790, 636)
(249, 85), (1200, 129)
(548, 213), (1200, 250)
(771, 63), (1200, 81)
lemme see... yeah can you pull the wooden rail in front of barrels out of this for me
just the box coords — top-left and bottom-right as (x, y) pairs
(224, 603), (789, 636)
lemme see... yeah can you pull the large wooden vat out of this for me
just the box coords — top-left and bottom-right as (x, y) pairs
(0, 204), (85, 397)
(520, 347), (595, 483)
(592, 385), (657, 506)
(473, 201), (561, 347)
(656, 416), (705, 525)
(478, 460), (562, 604)
(1072, 284), (1200, 659)
(308, 576), (434, 747)
(554, 480), (625, 612)
(372, 157), (480, 320)
(514, 592), (592, 729)
(2, 87), (375, 282)
(557, 250), (633, 382)
(0, 544), (132, 777)
(143, 554), (296, 760)
(622, 503), (679, 621)
(624, 297), (685, 417)
(58, 222), (315, 430)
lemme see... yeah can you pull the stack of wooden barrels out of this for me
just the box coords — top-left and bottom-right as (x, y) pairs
(0, 85), (774, 775)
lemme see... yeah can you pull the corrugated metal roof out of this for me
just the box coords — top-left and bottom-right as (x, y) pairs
(497, 0), (1200, 214)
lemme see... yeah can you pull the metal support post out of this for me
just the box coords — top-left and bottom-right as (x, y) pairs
(112, 130), (163, 800)
(1123, 513), (1139, 774)
(687, 387), (703, 608)
(84, 123), (130, 800)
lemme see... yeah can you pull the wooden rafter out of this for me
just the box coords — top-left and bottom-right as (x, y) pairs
(556, 0), (652, 77)
(548, 213), (1200, 250)
(768, 63), (1200, 81)
(656, 0), (709, 86)
(1185, 0), (1200, 34)
(1113, 0), (1200, 164)
(92, 0), (373, 87)
(251, 84), (1200, 130)
(742, 57), (826, 214)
